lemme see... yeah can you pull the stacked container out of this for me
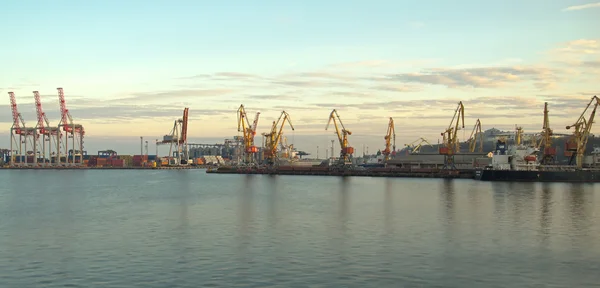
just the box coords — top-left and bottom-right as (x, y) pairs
(132, 155), (148, 167)
(119, 155), (133, 167)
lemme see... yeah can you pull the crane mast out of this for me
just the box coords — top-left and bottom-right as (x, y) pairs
(237, 104), (260, 164)
(382, 117), (396, 161)
(468, 119), (483, 153)
(440, 101), (465, 169)
(325, 109), (354, 166)
(262, 111), (294, 165)
(565, 96), (600, 169)
(537, 102), (557, 164)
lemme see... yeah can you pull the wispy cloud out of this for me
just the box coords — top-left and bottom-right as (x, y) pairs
(386, 66), (558, 90)
(563, 2), (600, 11)
(117, 88), (236, 102)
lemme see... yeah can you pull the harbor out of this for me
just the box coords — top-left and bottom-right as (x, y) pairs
(4, 89), (600, 183)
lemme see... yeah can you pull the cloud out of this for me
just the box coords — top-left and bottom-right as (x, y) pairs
(370, 84), (423, 92)
(117, 88), (236, 102)
(563, 2), (600, 11)
(242, 94), (300, 101)
(386, 66), (558, 89)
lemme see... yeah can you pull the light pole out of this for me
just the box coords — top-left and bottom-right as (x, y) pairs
(317, 146), (319, 159)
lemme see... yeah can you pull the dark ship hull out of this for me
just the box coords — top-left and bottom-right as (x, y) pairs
(475, 169), (600, 182)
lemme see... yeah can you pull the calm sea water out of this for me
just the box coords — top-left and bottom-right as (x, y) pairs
(0, 170), (599, 287)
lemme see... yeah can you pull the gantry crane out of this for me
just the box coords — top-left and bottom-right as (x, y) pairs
(565, 96), (600, 169)
(382, 117), (396, 161)
(440, 101), (465, 169)
(57, 88), (85, 165)
(237, 104), (260, 164)
(326, 109), (354, 166)
(8, 92), (36, 166)
(467, 119), (483, 153)
(262, 110), (294, 165)
(33, 91), (60, 166)
(157, 107), (190, 165)
(405, 137), (432, 154)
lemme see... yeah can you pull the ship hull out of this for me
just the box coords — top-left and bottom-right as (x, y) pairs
(475, 169), (600, 182)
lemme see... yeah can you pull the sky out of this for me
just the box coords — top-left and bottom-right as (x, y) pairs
(0, 0), (599, 157)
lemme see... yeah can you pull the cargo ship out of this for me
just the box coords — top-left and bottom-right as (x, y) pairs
(475, 141), (600, 182)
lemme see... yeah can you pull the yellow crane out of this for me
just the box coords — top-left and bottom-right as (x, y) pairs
(237, 104), (260, 164)
(326, 109), (354, 165)
(440, 101), (465, 169)
(262, 111), (294, 165)
(382, 117), (396, 161)
(467, 119), (483, 153)
(537, 102), (556, 164)
(405, 137), (432, 153)
(565, 96), (600, 169)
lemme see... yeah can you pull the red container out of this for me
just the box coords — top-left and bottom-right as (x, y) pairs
(544, 147), (557, 155)
(524, 155), (536, 162)
(439, 147), (449, 154)
(111, 159), (124, 167)
(565, 142), (577, 151)
(342, 147), (354, 155)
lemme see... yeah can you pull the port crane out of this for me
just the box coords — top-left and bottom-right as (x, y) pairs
(8, 92), (37, 166)
(565, 96), (600, 169)
(405, 137), (432, 154)
(440, 101), (465, 169)
(157, 107), (190, 165)
(467, 119), (483, 153)
(326, 109), (354, 166)
(57, 88), (85, 165)
(237, 104), (260, 164)
(382, 117), (396, 161)
(33, 91), (60, 166)
(536, 102), (557, 164)
(262, 110), (294, 165)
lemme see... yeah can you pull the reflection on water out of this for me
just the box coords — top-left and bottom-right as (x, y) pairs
(0, 171), (599, 287)
(441, 179), (455, 225)
(384, 178), (393, 233)
(237, 175), (255, 255)
(539, 184), (553, 245)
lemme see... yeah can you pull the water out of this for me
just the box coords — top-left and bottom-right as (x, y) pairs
(0, 170), (599, 287)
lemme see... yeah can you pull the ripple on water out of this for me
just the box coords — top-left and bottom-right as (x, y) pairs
(0, 172), (599, 287)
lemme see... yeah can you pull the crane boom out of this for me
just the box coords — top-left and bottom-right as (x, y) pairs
(440, 101), (465, 169)
(325, 109), (354, 164)
(382, 117), (395, 161)
(263, 111), (294, 165)
(237, 104), (259, 164)
(8, 92), (24, 134)
(468, 119), (483, 153)
(565, 96), (600, 168)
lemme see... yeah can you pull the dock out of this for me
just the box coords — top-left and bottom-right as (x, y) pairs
(206, 166), (475, 179)
(1, 165), (207, 170)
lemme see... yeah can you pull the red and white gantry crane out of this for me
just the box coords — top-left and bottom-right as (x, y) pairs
(33, 91), (61, 166)
(57, 87), (85, 165)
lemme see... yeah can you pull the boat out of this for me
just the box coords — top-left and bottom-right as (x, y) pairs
(475, 140), (600, 182)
